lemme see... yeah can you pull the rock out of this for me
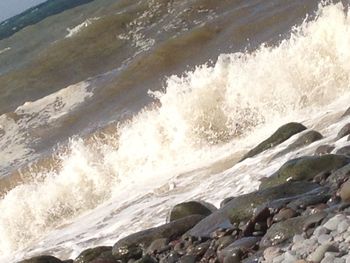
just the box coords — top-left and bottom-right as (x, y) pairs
(259, 155), (350, 189)
(307, 243), (338, 263)
(336, 146), (350, 157)
(218, 237), (261, 262)
(19, 256), (63, 263)
(187, 182), (320, 237)
(134, 255), (157, 263)
(260, 212), (327, 247)
(168, 201), (216, 222)
(273, 130), (323, 159)
(324, 214), (347, 231)
(314, 226), (329, 237)
(146, 238), (169, 254)
(220, 197), (234, 208)
(240, 122), (307, 161)
(337, 124), (350, 139)
(263, 247), (281, 262)
(74, 246), (113, 263)
(112, 215), (205, 260)
(179, 255), (196, 263)
(272, 208), (297, 222)
(325, 163), (350, 189)
(315, 145), (335, 155)
(318, 234), (333, 244)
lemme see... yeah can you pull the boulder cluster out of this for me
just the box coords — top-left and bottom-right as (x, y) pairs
(19, 108), (350, 263)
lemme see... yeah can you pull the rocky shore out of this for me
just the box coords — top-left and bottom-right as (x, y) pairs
(19, 107), (350, 263)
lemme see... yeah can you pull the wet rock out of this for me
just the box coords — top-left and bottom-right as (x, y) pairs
(112, 215), (204, 260)
(187, 182), (319, 237)
(273, 208), (297, 222)
(63, 261), (74, 263)
(315, 145), (335, 156)
(74, 246), (113, 263)
(336, 146), (350, 157)
(260, 212), (327, 247)
(337, 124), (350, 139)
(324, 214), (347, 231)
(273, 130), (323, 159)
(216, 236), (235, 250)
(146, 238), (169, 254)
(240, 122), (307, 161)
(218, 237), (260, 262)
(263, 246), (281, 262)
(325, 163), (350, 189)
(307, 243), (338, 263)
(134, 255), (157, 263)
(342, 107), (350, 118)
(259, 155), (350, 189)
(179, 255), (196, 263)
(90, 258), (117, 263)
(19, 256), (63, 263)
(220, 197), (234, 208)
(340, 180), (350, 203)
(168, 201), (216, 222)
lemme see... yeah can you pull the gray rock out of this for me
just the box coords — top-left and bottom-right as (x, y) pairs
(315, 145), (335, 155)
(324, 215), (347, 231)
(337, 124), (350, 139)
(112, 215), (205, 261)
(273, 130), (323, 159)
(336, 146), (350, 157)
(340, 180), (350, 203)
(259, 155), (350, 189)
(307, 243), (336, 263)
(187, 182), (320, 237)
(317, 234), (333, 245)
(74, 246), (113, 263)
(240, 122), (307, 161)
(314, 226), (329, 237)
(260, 212), (327, 247)
(168, 201), (216, 222)
(342, 107), (350, 118)
(146, 238), (169, 254)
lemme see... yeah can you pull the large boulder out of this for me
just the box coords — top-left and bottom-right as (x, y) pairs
(18, 256), (63, 263)
(186, 181), (320, 237)
(168, 201), (216, 222)
(259, 154), (350, 190)
(240, 122), (306, 161)
(112, 215), (204, 261)
(74, 246), (115, 263)
(273, 130), (322, 159)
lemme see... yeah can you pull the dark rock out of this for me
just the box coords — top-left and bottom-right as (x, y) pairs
(240, 122), (306, 161)
(63, 261), (74, 263)
(168, 201), (216, 222)
(90, 258), (117, 263)
(134, 255), (157, 263)
(259, 154), (350, 189)
(273, 208), (297, 222)
(315, 145), (335, 155)
(325, 163), (350, 188)
(190, 240), (211, 257)
(337, 123), (350, 139)
(74, 246), (113, 263)
(216, 236), (235, 250)
(146, 238), (169, 254)
(218, 237), (260, 262)
(187, 182), (319, 237)
(159, 251), (180, 263)
(179, 255), (196, 263)
(112, 215), (205, 260)
(273, 130), (323, 159)
(220, 197), (234, 208)
(260, 212), (327, 247)
(336, 146), (350, 156)
(19, 256), (63, 263)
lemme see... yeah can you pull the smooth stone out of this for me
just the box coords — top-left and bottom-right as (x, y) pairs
(273, 130), (323, 159)
(320, 255), (336, 263)
(260, 212), (327, 247)
(18, 256), (63, 263)
(318, 234), (333, 245)
(179, 255), (196, 263)
(259, 155), (350, 189)
(168, 201), (216, 222)
(283, 251), (297, 263)
(315, 145), (335, 156)
(273, 208), (297, 222)
(187, 182), (320, 237)
(218, 237), (260, 259)
(240, 122), (307, 161)
(324, 215), (347, 231)
(263, 247), (281, 262)
(337, 124), (350, 139)
(112, 215), (205, 260)
(74, 246), (113, 263)
(220, 197), (234, 208)
(337, 220), (349, 233)
(146, 238), (169, 254)
(342, 108), (350, 118)
(340, 180), (350, 202)
(134, 255), (157, 263)
(314, 226), (329, 237)
(216, 236), (235, 250)
(307, 243), (335, 263)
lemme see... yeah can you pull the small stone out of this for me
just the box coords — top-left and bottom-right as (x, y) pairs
(344, 255), (350, 263)
(179, 255), (196, 263)
(272, 254), (284, 263)
(307, 243), (337, 263)
(321, 255), (336, 263)
(337, 221), (349, 234)
(324, 215), (346, 231)
(146, 238), (169, 254)
(293, 234), (305, 243)
(318, 234), (333, 244)
(263, 247), (281, 262)
(340, 180), (350, 203)
(273, 208), (297, 222)
(314, 226), (329, 237)
(283, 251), (297, 262)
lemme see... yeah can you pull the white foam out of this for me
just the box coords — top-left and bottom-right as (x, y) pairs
(1, 2), (350, 261)
(65, 18), (99, 38)
(0, 47), (11, 55)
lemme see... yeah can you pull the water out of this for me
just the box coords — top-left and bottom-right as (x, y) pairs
(0, 0), (350, 261)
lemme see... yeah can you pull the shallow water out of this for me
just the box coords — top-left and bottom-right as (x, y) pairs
(0, 0), (350, 262)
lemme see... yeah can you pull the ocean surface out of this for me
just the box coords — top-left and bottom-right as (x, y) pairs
(0, 0), (350, 261)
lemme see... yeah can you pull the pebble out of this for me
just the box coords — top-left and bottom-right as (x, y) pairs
(340, 180), (350, 203)
(337, 220), (349, 233)
(324, 215), (346, 231)
(314, 226), (329, 237)
(318, 234), (333, 244)
(307, 243), (335, 263)
(263, 247), (281, 262)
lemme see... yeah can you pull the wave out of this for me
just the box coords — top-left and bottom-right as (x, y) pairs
(1, 1), (350, 257)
